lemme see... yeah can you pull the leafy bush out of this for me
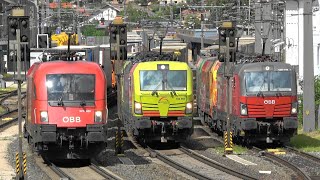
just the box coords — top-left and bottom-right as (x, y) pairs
(298, 75), (320, 128)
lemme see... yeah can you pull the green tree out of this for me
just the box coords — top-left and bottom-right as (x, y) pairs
(299, 76), (320, 128)
(82, 25), (106, 36)
(184, 15), (201, 29)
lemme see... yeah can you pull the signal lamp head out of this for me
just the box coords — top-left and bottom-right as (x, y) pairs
(21, 20), (28, 27)
(220, 30), (225, 36)
(120, 27), (126, 33)
(229, 30), (234, 36)
(9, 19), (17, 27)
(21, 35), (28, 42)
(229, 42), (234, 47)
(110, 26), (117, 33)
(10, 28), (16, 34)
(120, 39), (126, 45)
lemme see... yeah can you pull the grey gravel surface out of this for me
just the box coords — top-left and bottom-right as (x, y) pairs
(169, 152), (240, 179)
(189, 147), (295, 180)
(8, 136), (51, 180)
(280, 153), (320, 177)
(183, 126), (296, 180)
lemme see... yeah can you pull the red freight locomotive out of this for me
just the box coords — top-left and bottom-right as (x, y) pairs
(24, 61), (108, 159)
(197, 57), (298, 144)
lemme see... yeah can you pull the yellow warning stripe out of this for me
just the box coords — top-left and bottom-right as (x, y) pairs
(267, 149), (280, 152)
(273, 152), (286, 155)
(2, 117), (13, 121)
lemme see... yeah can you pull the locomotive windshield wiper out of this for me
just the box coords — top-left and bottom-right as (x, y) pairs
(257, 80), (266, 97)
(166, 80), (177, 96)
(57, 95), (64, 106)
(151, 80), (164, 96)
(80, 100), (86, 106)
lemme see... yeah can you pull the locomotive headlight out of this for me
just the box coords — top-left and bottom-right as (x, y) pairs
(134, 102), (142, 114)
(40, 111), (48, 122)
(291, 102), (298, 114)
(95, 111), (102, 122)
(240, 103), (248, 116)
(185, 102), (193, 114)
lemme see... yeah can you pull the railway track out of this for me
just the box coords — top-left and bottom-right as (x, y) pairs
(145, 146), (251, 180)
(285, 146), (320, 164)
(179, 146), (257, 180)
(252, 147), (313, 180)
(37, 156), (123, 180)
(0, 109), (18, 129)
(145, 146), (212, 180)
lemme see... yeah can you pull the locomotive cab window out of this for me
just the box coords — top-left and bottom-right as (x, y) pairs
(46, 74), (95, 106)
(140, 70), (187, 91)
(244, 71), (292, 93)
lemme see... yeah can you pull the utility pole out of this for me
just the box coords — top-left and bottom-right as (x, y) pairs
(46, 0), (49, 32)
(200, 0), (204, 49)
(248, 0), (251, 35)
(58, 0), (61, 29)
(170, 0), (173, 28)
(76, 0), (81, 45)
(303, 0), (315, 132)
(41, 0), (44, 33)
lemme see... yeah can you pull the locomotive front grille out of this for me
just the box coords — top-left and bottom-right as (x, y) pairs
(247, 103), (291, 117)
(274, 104), (291, 116)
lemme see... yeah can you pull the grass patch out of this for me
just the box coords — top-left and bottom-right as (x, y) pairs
(0, 87), (16, 93)
(213, 145), (248, 155)
(290, 129), (320, 152)
(0, 106), (6, 114)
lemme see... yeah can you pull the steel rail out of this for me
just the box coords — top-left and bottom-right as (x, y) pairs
(285, 146), (320, 165)
(90, 162), (123, 180)
(146, 147), (211, 180)
(180, 146), (258, 180)
(252, 147), (311, 180)
(43, 157), (74, 180)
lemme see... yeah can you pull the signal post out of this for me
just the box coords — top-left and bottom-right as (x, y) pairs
(218, 22), (237, 155)
(7, 7), (30, 180)
(109, 17), (127, 156)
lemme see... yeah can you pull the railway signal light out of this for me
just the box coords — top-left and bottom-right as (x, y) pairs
(218, 21), (237, 63)
(19, 17), (30, 62)
(109, 23), (127, 61)
(109, 24), (118, 44)
(8, 17), (18, 41)
(118, 24), (127, 61)
(228, 29), (236, 48)
(219, 29), (227, 47)
(19, 17), (29, 43)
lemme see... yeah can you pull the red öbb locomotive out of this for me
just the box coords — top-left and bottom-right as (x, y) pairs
(197, 57), (298, 144)
(24, 61), (108, 159)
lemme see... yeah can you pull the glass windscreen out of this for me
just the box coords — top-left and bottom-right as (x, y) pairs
(140, 70), (187, 91)
(245, 71), (292, 92)
(46, 74), (95, 101)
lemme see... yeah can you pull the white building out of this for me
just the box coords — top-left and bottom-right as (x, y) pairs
(285, 0), (320, 79)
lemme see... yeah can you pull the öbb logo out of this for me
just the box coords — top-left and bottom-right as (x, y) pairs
(63, 117), (81, 123)
(264, 100), (275, 104)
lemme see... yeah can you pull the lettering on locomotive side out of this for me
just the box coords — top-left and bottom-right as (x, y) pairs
(264, 100), (275, 104)
(62, 117), (81, 123)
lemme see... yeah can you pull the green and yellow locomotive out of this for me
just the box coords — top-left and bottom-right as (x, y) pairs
(119, 60), (194, 143)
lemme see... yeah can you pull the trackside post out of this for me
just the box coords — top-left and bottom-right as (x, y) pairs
(218, 22), (237, 155)
(110, 16), (127, 156)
